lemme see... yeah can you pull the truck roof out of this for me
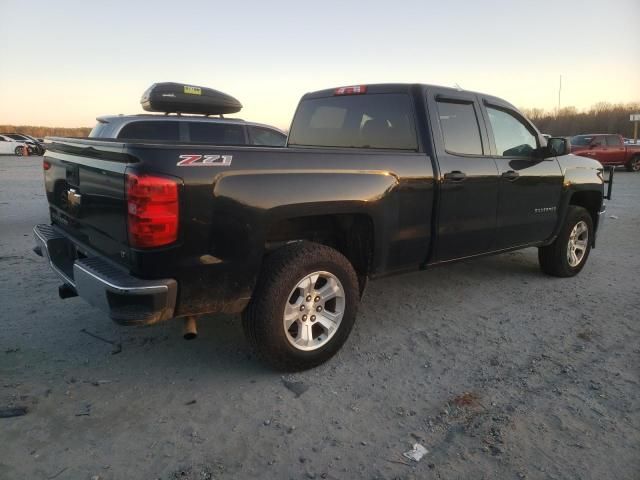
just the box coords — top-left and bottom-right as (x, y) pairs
(301, 83), (518, 111)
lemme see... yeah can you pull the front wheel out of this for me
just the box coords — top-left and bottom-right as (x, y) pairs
(626, 155), (640, 172)
(538, 206), (593, 277)
(14, 146), (24, 156)
(242, 242), (360, 371)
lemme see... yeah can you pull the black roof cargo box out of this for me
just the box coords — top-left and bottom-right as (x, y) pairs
(140, 82), (242, 115)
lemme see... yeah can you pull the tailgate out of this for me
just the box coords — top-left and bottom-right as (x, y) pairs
(43, 138), (131, 266)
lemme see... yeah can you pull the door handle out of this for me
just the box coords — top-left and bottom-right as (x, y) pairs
(444, 171), (466, 182)
(502, 170), (519, 181)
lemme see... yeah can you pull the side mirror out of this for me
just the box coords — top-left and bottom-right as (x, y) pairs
(547, 137), (570, 156)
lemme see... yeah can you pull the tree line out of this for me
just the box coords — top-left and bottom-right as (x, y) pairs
(0, 125), (91, 138)
(3, 101), (640, 140)
(521, 102), (640, 138)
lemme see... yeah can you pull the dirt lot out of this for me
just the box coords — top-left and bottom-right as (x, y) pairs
(0, 155), (638, 480)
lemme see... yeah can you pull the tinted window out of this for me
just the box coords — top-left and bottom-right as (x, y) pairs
(605, 135), (622, 146)
(5, 134), (25, 141)
(436, 101), (483, 155)
(249, 126), (286, 146)
(487, 107), (537, 157)
(89, 122), (111, 138)
(571, 135), (594, 146)
(288, 94), (418, 150)
(189, 122), (245, 145)
(118, 121), (180, 141)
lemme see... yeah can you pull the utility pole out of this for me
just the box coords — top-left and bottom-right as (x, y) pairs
(557, 75), (562, 116)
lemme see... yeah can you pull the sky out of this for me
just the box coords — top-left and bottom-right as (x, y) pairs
(0, 0), (638, 130)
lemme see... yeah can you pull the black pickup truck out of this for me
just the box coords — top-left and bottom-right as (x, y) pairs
(34, 83), (611, 370)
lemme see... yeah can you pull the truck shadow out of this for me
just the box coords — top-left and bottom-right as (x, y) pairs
(107, 248), (543, 371)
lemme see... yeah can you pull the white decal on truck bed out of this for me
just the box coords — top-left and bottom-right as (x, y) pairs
(177, 154), (233, 167)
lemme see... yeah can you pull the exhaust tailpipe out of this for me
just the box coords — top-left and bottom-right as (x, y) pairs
(183, 316), (198, 340)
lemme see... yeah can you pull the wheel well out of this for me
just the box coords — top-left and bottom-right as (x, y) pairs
(569, 190), (601, 228)
(265, 214), (374, 290)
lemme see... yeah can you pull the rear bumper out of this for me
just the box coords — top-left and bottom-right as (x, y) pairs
(34, 224), (177, 326)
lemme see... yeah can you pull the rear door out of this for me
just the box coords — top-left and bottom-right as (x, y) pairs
(479, 100), (563, 248)
(426, 88), (499, 261)
(604, 135), (626, 164)
(0, 136), (12, 154)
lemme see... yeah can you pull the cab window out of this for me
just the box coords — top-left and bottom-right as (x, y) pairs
(486, 107), (537, 157)
(188, 122), (245, 145)
(289, 93), (418, 150)
(436, 100), (484, 155)
(605, 135), (622, 146)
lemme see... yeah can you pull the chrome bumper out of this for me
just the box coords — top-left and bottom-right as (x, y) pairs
(33, 224), (177, 325)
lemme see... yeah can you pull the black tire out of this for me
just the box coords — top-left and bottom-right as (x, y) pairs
(14, 146), (24, 156)
(242, 242), (359, 371)
(626, 155), (640, 172)
(538, 206), (593, 277)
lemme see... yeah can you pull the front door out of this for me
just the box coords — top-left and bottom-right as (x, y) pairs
(426, 88), (500, 261)
(479, 100), (563, 248)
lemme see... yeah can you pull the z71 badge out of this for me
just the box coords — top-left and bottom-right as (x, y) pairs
(177, 154), (233, 167)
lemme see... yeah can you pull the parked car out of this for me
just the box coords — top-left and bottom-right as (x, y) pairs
(0, 133), (45, 155)
(34, 83), (610, 370)
(624, 138), (639, 145)
(571, 134), (640, 171)
(0, 134), (29, 155)
(89, 115), (287, 147)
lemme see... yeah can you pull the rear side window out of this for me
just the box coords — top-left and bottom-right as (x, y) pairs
(89, 122), (111, 138)
(605, 135), (622, 146)
(249, 126), (286, 147)
(436, 101), (483, 155)
(486, 107), (537, 157)
(118, 121), (180, 141)
(288, 94), (418, 150)
(189, 122), (245, 145)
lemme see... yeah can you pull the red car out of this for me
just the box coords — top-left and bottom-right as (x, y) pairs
(571, 134), (640, 171)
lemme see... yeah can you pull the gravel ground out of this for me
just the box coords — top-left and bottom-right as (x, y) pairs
(1, 155), (638, 480)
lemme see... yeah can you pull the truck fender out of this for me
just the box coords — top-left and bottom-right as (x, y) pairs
(210, 169), (400, 284)
(547, 159), (604, 246)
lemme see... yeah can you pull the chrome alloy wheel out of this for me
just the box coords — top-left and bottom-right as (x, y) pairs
(567, 220), (589, 267)
(283, 271), (345, 351)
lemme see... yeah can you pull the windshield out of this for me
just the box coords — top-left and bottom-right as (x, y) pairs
(288, 93), (418, 150)
(571, 135), (594, 146)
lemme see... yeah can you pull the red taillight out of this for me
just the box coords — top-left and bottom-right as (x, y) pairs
(43, 160), (51, 170)
(126, 173), (179, 248)
(334, 85), (367, 96)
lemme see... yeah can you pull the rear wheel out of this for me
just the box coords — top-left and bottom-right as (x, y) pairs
(626, 155), (640, 172)
(14, 146), (24, 156)
(538, 206), (593, 277)
(242, 242), (359, 371)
